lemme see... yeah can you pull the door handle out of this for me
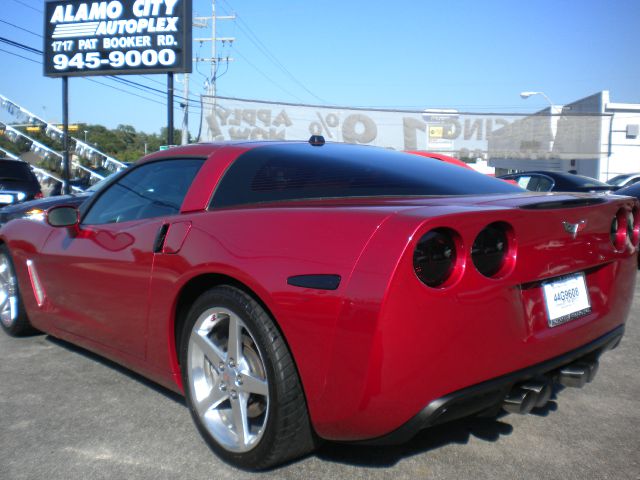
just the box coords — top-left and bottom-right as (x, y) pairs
(153, 223), (170, 253)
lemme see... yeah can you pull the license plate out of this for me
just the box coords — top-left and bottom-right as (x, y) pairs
(0, 194), (15, 204)
(542, 273), (591, 327)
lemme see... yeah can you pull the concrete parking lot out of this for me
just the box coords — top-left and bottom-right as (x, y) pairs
(1, 279), (639, 480)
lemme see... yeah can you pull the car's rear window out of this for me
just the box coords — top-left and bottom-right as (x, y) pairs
(0, 160), (37, 182)
(211, 143), (521, 208)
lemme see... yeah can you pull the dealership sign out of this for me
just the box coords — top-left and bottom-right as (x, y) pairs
(44, 0), (192, 76)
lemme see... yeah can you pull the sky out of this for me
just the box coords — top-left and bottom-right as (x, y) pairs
(1, 0), (639, 137)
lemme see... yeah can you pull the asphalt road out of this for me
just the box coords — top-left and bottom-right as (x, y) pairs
(1, 280), (639, 480)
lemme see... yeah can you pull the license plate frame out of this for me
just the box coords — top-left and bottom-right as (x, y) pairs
(542, 272), (591, 327)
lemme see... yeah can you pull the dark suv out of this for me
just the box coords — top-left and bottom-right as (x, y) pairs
(0, 158), (43, 207)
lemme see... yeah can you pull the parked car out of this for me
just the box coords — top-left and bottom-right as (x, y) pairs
(608, 173), (640, 188)
(616, 181), (640, 200)
(0, 158), (43, 206)
(1, 140), (637, 469)
(498, 170), (615, 193)
(0, 171), (123, 226)
(405, 150), (474, 169)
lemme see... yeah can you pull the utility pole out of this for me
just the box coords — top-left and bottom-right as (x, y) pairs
(193, 0), (235, 140)
(181, 73), (189, 145)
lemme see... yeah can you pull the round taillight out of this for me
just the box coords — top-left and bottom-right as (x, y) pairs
(472, 222), (511, 278)
(414, 228), (458, 288)
(611, 209), (627, 250)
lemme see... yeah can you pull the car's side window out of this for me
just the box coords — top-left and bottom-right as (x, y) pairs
(515, 175), (531, 189)
(82, 159), (204, 225)
(536, 176), (553, 191)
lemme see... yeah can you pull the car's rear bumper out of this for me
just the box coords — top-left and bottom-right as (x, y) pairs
(360, 325), (624, 445)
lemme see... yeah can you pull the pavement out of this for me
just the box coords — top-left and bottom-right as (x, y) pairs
(1, 279), (639, 480)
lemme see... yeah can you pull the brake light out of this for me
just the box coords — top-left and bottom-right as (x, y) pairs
(413, 228), (461, 288)
(472, 222), (514, 278)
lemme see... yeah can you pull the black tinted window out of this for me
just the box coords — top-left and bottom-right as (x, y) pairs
(212, 144), (521, 208)
(83, 159), (203, 225)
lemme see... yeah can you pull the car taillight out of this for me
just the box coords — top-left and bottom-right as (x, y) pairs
(35, 192), (43, 199)
(413, 228), (459, 288)
(472, 222), (513, 278)
(611, 209), (627, 250)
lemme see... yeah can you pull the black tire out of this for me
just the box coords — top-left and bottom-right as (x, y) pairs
(179, 285), (316, 470)
(0, 245), (36, 337)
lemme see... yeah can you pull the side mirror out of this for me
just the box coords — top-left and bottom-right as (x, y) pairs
(46, 206), (79, 228)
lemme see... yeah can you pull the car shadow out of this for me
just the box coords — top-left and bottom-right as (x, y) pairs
(45, 335), (186, 406)
(315, 395), (562, 468)
(314, 417), (514, 468)
(43, 334), (566, 470)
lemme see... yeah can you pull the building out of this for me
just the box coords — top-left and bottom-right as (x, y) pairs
(488, 91), (640, 181)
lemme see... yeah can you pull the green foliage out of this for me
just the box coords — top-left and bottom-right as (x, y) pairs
(0, 123), (187, 171)
(81, 123), (184, 161)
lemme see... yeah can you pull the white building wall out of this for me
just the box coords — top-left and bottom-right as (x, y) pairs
(601, 103), (640, 181)
(488, 91), (640, 181)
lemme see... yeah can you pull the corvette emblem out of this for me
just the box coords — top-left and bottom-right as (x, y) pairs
(562, 220), (587, 239)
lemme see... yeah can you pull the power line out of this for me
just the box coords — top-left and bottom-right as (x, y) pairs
(0, 47), (40, 64)
(232, 46), (306, 103)
(9, 0), (42, 13)
(84, 77), (167, 107)
(0, 19), (42, 37)
(0, 36), (41, 54)
(220, 0), (330, 104)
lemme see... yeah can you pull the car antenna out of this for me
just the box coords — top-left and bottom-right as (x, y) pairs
(309, 135), (325, 146)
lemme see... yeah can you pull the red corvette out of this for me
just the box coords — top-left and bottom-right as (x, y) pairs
(0, 139), (637, 469)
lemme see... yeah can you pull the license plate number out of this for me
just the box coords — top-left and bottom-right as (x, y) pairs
(542, 273), (591, 327)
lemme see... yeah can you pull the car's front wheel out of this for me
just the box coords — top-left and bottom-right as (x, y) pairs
(0, 245), (35, 337)
(179, 285), (315, 470)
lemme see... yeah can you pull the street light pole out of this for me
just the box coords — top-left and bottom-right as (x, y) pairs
(519, 91), (554, 108)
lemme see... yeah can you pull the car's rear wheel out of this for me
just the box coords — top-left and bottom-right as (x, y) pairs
(0, 245), (34, 336)
(179, 285), (315, 470)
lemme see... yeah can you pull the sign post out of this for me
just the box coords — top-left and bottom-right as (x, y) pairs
(62, 77), (70, 193)
(43, 0), (192, 188)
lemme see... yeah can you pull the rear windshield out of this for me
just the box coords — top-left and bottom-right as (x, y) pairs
(0, 160), (37, 182)
(211, 143), (521, 208)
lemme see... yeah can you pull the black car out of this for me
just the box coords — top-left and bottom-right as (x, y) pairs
(498, 170), (615, 193)
(616, 181), (640, 200)
(0, 158), (43, 206)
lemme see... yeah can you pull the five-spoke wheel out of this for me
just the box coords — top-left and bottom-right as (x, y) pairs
(0, 245), (33, 336)
(188, 307), (269, 452)
(180, 285), (315, 470)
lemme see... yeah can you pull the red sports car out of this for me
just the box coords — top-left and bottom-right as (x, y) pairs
(0, 140), (637, 469)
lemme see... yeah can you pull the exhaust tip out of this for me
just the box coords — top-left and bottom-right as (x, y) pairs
(502, 388), (537, 415)
(521, 379), (553, 409)
(557, 360), (599, 388)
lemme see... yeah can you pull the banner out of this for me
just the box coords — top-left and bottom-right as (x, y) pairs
(200, 96), (611, 162)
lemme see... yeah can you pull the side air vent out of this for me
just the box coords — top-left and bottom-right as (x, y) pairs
(520, 198), (606, 210)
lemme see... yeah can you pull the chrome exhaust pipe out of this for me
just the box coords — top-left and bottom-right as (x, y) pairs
(520, 379), (553, 408)
(502, 387), (537, 414)
(557, 360), (599, 388)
